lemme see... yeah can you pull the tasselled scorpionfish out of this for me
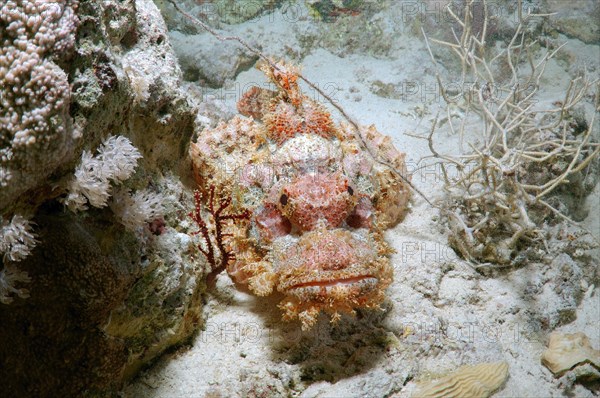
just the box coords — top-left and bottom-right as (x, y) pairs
(190, 61), (411, 330)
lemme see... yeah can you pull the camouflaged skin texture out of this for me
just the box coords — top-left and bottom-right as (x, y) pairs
(190, 61), (411, 329)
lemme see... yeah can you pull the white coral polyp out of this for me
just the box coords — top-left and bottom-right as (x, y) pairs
(64, 136), (143, 211)
(97, 136), (143, 182)
(110, 188), (164, 231)
(0, 214), (38, 262)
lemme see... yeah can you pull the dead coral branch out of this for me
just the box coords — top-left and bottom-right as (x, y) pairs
(422, 0), (600, 265)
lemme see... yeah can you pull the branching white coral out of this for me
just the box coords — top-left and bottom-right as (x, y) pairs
(421, 0), (600, 265)
(65, 150), (113, 209)
(64, 136), (143, 211)
(110, 187), (165, 231)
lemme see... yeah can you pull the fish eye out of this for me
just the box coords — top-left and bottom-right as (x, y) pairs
(279, 193), (288, 206)
(347, 186), (354, 196)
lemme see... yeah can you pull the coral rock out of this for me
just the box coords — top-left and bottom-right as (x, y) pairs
(0, 0), (79, 208)
(1, 0), (200, 395)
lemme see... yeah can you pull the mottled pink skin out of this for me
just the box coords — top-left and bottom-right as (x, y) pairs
(346, 197), (374, 229)
(342, 148), (374, 178)
(239, 163), (275, 190)
(283, 230), (361, 272)
(255, 202), (292, 242)
(277, 173), (357, 231)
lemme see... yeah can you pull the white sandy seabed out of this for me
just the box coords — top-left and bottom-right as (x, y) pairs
(125, 3), (600, 397)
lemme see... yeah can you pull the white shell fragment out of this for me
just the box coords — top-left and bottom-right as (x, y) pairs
(541, 332), (600, 376)
(413, 361), (509, 398)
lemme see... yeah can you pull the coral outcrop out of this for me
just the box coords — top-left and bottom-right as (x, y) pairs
(545, 0), (600, 44)
(0, 0), (78, 207)
(0, 0), (201, 396)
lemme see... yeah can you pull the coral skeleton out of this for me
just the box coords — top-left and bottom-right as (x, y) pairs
(421, 0), (600, 266)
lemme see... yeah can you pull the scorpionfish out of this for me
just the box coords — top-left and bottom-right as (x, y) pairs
(190, 61), (411, 330)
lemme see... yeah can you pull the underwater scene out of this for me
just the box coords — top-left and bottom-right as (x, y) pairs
(1, 0), (599, 397)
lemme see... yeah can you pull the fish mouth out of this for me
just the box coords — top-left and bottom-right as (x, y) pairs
(287, 275), (378, 290)
(283, 275), (380, 301)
